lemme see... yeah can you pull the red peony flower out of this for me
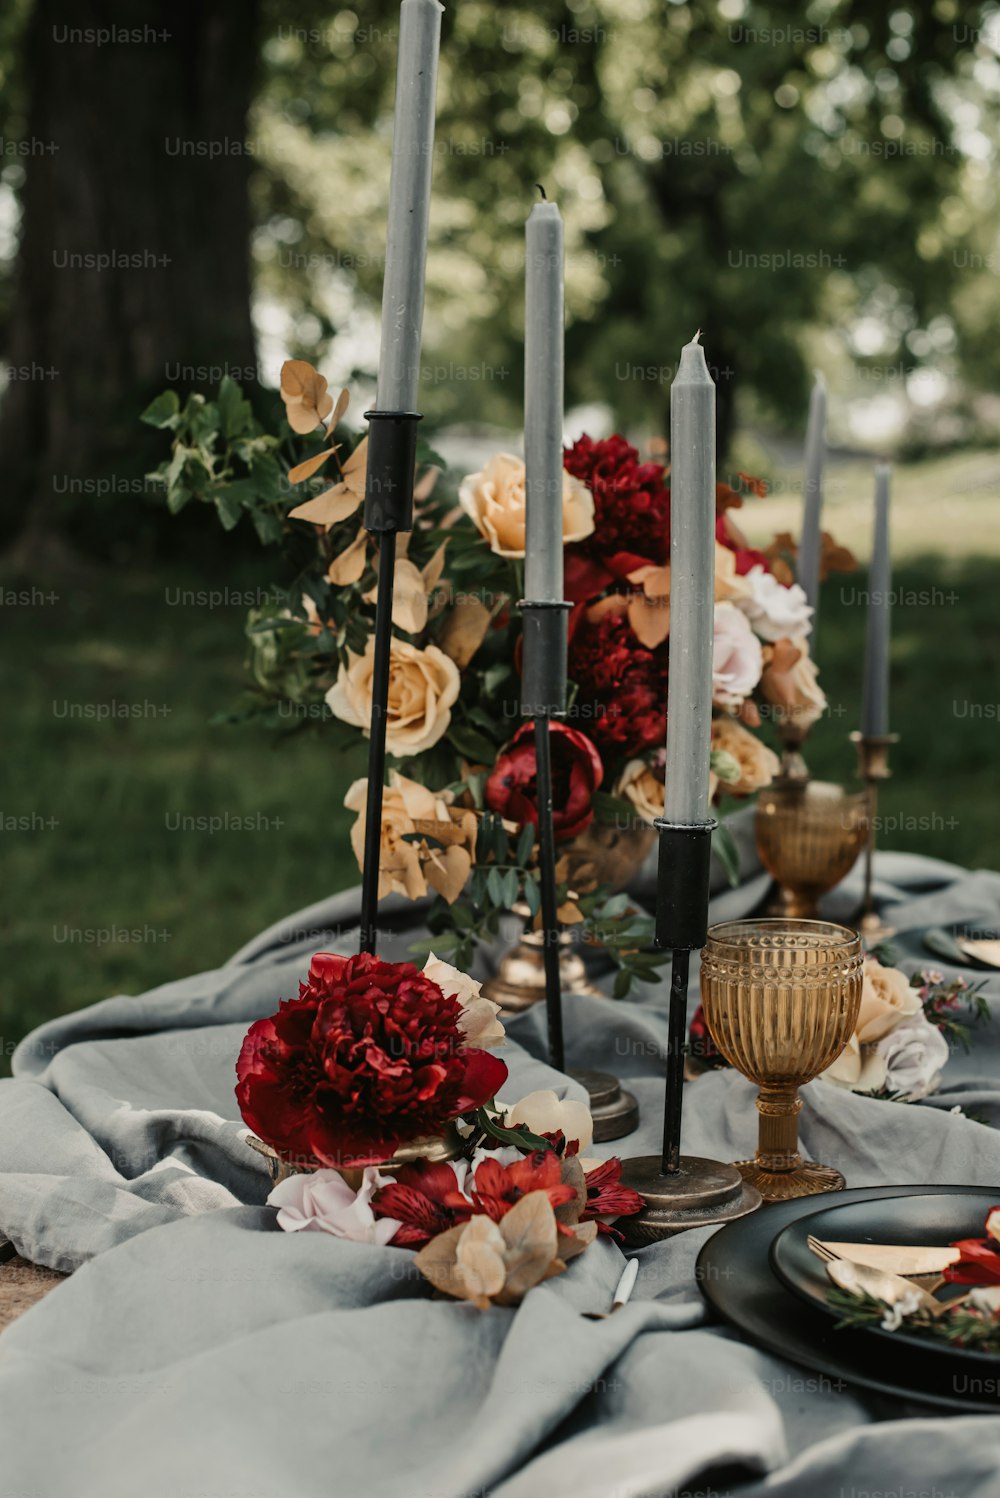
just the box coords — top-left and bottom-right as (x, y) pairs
(235, 952), (508, 1169)
(581, 1158), (645, 1235)
(567, 600), (668, 761)
(485, 721), (603, 840)
(563, 434), (671, 599)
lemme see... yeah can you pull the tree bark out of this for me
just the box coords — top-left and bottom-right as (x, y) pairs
(0, 0), (260, 557)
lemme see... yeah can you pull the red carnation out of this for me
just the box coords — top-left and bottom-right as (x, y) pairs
(235, 952), (508, 1169)
(567, 601), (668, 761)
(563, 434), (671, 599)
(485, 721), (603, 840)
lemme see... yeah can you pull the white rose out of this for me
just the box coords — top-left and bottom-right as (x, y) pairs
(268, 1167), (400, 1245)
(501, 1088), (594, 1152)
(713, 601), (764, 708)
(876, 1016), (950, 1101)
(423, 953), (505, 1049)
(734, 566), (814, 643)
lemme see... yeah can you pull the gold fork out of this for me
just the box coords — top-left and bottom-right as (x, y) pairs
(807, 1234), (948, 1293)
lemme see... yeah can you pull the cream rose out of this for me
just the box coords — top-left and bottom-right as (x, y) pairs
(502, 1088), (594, 1152)
(344, 773), (475, 904)
(327, 637), (460, 756)
(760, 636), (827, 733)
(458, 453), (595, 559)
(710, 717), (780, 796)
(616, 756), (718, 823)
(855, 956), (922, 1043)
(423, 953), (505, 1050)
(820, 958), (924, 1092)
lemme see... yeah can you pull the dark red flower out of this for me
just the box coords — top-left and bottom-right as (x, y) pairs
(581, 1158), (645, 1234)
(715, 514), (773, 577)
(485, 721), (603, 840)
(468, 1150), (578, 1223)
(372, 1161), (474, 1246)
(235, 952), (508, 1169)
(945, 1211), (1000, 1285)
(688, 1004), (724, 1067)
(563, 434), (671, 599)
(567, 600), (668, 761)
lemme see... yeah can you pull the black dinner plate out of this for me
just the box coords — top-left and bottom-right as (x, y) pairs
(770, 1191), (997, 1365)
(697, 1184), (1000, 1413)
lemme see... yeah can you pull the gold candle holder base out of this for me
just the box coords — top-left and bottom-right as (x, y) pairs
(851, 731), (900, 943)
(572, 1068), (639, 1143)
(483, 917), (603, 1017)
(617, 1154), (762, 1244)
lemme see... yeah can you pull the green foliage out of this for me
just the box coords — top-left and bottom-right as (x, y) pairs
(142, 378), (286, 544)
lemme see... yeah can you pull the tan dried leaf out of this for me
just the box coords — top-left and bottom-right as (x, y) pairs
(437, 597), (492, 669)
(456, 1217), (507, 1306)
(327, 529), (368, 586)
(495, 1191), (559, 1303)
(556, 902), (584, 925)
(280, 359), (334, 435)
(413, 465), (442, 504)
(328, 387), (350, 432)
(390, 558), (429, 634)
(289, 482), (362, 530)
(422, 540), (448, 595)
(288, 447), (339, 486)
(424, 844), (473, 905)
(562, 1221), (599, 1265)
(340, 435), (369, 498)
(413, 1223), (468, 1299)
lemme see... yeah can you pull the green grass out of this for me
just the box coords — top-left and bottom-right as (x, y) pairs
(2, 556), (364, 1071)
(3, 456), (999, 1064)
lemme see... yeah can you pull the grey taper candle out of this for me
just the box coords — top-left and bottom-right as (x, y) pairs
(861, 462), (892, 738)
(664, 335), (716, 825)
(523, 197), (565, 603)
(797, 371), (826, 624)
(375, 0), (444, 412)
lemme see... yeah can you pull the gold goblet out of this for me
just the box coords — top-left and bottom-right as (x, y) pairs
(700, 919), (864, 1203)
(755, 781), (869, 919)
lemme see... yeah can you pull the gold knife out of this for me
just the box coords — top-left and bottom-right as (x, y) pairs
(813, 1238), (960, 1275)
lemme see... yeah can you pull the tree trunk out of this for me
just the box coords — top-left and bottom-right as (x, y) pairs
(0, 0), (260, 558)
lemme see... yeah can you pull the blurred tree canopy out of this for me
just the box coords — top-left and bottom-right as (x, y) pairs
(1, 0), (999, 548)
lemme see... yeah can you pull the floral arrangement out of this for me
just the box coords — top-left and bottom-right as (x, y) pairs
(690, 957), (987, 1103)
(829, 1207), (1000, 1354)
(237, 949), (643, 1307)
(144, 364), (847, 981)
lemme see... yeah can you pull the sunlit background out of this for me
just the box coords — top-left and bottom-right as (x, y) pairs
(1, 0), (998, 1058)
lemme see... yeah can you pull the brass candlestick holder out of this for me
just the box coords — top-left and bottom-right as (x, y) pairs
(700, 919), (864, 1202)
(851, 731), (900, 944)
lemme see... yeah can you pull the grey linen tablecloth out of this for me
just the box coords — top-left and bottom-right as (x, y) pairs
(3, 824), (1000, 1497)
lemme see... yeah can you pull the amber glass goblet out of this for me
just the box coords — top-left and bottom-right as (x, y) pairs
(700, 919), (864, 1203)
(755, 781), (869, 919)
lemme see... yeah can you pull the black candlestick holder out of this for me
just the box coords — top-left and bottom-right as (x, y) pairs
(358, 409), (422, 956)
(618, 818), (761, 1241)
(521, 598), (638, 1143)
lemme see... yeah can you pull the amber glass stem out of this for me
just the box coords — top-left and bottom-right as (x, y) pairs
(755, 1085), (803, 1174)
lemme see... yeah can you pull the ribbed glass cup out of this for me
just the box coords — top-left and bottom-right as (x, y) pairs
(755, 782), (869, 919)
(700, 919), (863, 1202)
